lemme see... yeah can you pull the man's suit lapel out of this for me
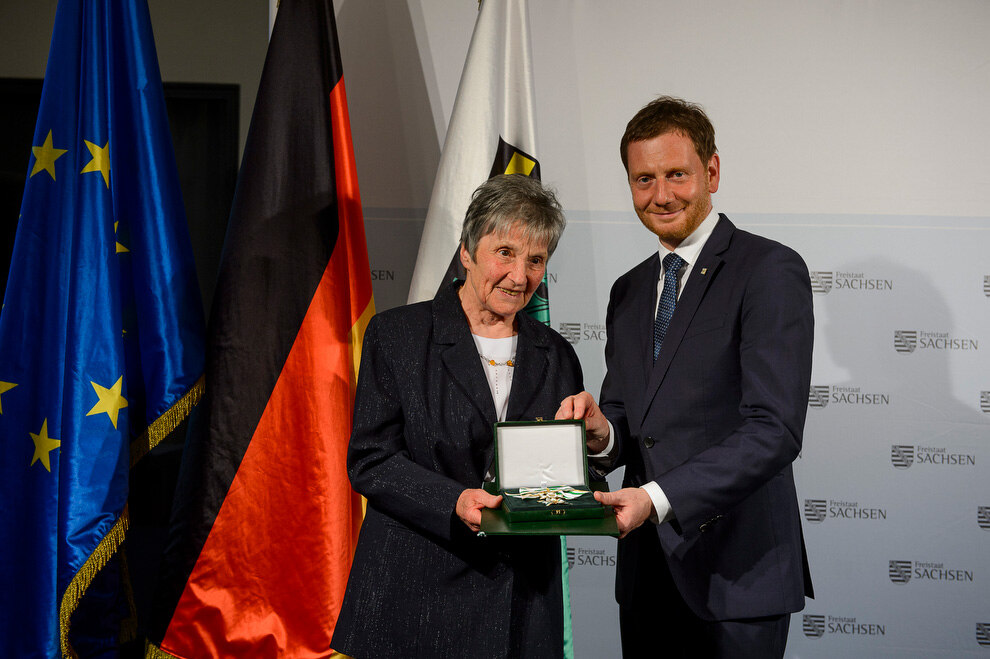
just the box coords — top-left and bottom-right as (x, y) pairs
(640, 216), (735, 423)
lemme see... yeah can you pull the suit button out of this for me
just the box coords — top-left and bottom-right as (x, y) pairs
(643, 436), (655, 448)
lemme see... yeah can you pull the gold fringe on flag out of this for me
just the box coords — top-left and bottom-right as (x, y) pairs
(130, 375), (205, 468)
(58, 376), (204, 657)
(59, 506), (130, 658)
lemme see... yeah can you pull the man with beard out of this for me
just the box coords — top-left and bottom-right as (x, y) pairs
(558, 96), (814, 658)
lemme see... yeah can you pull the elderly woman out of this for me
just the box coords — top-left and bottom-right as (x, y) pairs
(330, 175), (583, 658)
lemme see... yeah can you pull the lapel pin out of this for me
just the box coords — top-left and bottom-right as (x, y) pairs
(700, 268), (708, 275)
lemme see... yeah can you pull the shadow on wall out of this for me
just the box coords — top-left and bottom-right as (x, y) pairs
(819, 257), (988, 434)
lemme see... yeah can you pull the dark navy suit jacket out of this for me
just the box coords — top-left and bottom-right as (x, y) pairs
(599, 215), (814, 621)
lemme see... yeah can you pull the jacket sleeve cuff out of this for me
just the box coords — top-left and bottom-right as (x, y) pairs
(588, 420), (616, 458)
(641, 481), (674, 524)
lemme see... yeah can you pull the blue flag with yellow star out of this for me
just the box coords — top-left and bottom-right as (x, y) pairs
(0, 0), (205, 655)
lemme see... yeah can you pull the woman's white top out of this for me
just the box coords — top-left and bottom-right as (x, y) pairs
(471, 333), (518, 422)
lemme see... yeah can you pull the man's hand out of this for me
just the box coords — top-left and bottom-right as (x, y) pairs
(556, 391), (610, 454)
(455, 488), (503, 532)
(594, 488), (654, 538)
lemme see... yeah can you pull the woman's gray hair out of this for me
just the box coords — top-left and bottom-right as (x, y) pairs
(460, 174), (565, 259)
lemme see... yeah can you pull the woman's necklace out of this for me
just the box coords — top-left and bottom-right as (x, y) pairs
(473, 334), (518, 421)
(479, 354), (516, 411)
(480, 356), (515, 367)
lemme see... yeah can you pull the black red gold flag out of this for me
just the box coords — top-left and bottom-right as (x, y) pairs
(147, 0), (373, 655)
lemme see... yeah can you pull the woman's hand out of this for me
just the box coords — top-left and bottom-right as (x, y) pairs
(455, 488), (503, 532)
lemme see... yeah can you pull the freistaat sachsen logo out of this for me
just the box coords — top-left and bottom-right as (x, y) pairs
(980, 391), (990, 414)
(803, 498), (887, 523)
(891, 445), (914, 469)
(809, 271), (833, 294)
(889, 560), (912, 584)
(978, 623), (990, 647)
(894, 330), (977, 352)
(888, 559), (974, 584)
(802, 615), (826, 639)
(978, 507), (990, 531)
(809, 384), (890, 407)
(893, 445), (975, 468)
(802, 613), (886, 638)
(569, 547), (615, 568)
(894, 330), (917, 353)
(808, 386), (829, 409)
(810, 270), (893, 293)
(803, 499), (827, 523)
(558, 323), (581, 345)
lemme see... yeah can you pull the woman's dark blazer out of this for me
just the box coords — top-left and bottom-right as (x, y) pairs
(331, 282), (584, 658)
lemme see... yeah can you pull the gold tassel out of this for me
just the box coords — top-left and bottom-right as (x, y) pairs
(131, 375), (205, 468)
(60, 376), (205, 657)
(59, 506), (130, 658)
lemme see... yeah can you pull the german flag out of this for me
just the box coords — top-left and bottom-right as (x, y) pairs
(147, 0), (372, 655)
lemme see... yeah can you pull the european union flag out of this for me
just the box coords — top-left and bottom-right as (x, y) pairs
(0, 0), (205, 656)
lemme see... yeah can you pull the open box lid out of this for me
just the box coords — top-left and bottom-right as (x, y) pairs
(493, 420), (587, 490)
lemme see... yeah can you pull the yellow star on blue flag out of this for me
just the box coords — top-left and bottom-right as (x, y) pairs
(87, 377), (128, 429)
(30, 130), (68, 180)
(80, 139), (110, 187)
(0, 382), (16, 414)
(29, 419), (60, 472)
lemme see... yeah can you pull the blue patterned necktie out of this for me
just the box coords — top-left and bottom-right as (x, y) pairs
(653, 252), (685, 361)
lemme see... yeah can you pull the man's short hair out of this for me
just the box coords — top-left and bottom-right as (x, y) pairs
(460, 174), (565, 259)
(620, 96), (717, 171)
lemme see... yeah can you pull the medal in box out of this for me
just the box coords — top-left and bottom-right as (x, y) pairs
(479, 419), (618, 536)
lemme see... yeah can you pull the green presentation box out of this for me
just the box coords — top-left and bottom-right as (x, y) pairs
(479, 419), (618, 537)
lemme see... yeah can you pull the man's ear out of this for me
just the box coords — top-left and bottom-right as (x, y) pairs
(707, 153), (721, 194)
(460, 244), (472, 269)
